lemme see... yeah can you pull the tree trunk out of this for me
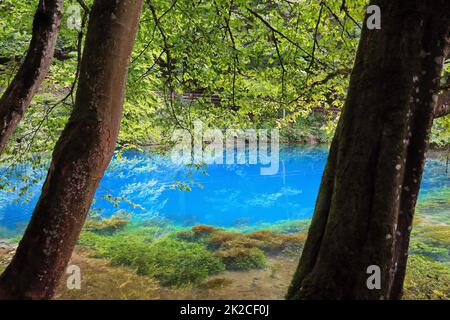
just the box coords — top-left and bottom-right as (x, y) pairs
(287, 0), (450, 300)
(0, 0), (143, 300)
(0, 0), (64, 154)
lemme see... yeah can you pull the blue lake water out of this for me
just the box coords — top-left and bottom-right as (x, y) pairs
(0, 145), (449, 232)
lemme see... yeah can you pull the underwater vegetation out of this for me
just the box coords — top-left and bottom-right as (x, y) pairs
(403, 255), (450, 300)
(174, 225), (307, 255)
(77, 217), (308, 286)
(416, 187), (450, 225)
(214, 247), (267, 271)
(83, 212), (131, 235)
(173, 225), (308, 271)
(1, 184), (449, 299)
(410, 225), (450, 262)
(80, 231), (225, 287)
(227, 219), (311, 234)
(79, 223), (224, 287)
(54, 247), (161, 300)
(411, 187), (450, 262)
(68, 188), (450, 299)
(111, 238), (225, 286)
(402, 186), (450, 299)
(73, 216), (449, 298)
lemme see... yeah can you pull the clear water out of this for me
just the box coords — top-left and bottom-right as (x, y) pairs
(0, 146), (449, 231)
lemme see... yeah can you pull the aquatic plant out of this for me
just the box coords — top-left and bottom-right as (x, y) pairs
(78, 231), (224, 287)
(172, 227), (276, 271)
(174, 225), (223, 243)
(194, 227), (307, 256)
(74, 215), (449, 297)
(246, 231), (307, 255)
(83, 212), (131, 235)
(55, 249), (160, 300)
(407, 188), (450, 263)
(143, 238), (225, 286)
(197, 278), (233, 290)
(214, 247), (267, 271)
(107, 241), (155, 275)
(207, 231), (255, 249)
(416, 187), (450, 225)
(233, 219), (311, 234)
(79, 222), (179, 253)
(192, 225), (221, 236)
(416, 225), (450, 247)
(410, 224), (450, 262)
(403, 255), (450, 300)
(265, 219), (311, 234)
(115, 224), (176, 241)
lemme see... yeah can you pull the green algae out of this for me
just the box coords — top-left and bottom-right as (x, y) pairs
(119, 238), (225, 286)
(79, 228), (224, 287)
(74, 195), (449, 295)
(2, 191), (447, 298)
(403, 255), (450, 300)
(410, 186), (450, 262)
(76, 221), (308, 285)
(54, 184), (450, 299)
(214, 247), (267, 271)
(83, 212), (131, 235)
(230, 219), (311, 234)
(416, 187), (450, 225)
(410, 224), (450, 262)
(173, 225), (307, 255)
(170, 225), (308, 272)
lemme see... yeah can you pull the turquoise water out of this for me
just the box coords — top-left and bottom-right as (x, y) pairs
(0, 146), (449, 232)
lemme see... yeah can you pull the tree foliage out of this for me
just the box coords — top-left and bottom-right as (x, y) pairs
(0, 0), (448, 195)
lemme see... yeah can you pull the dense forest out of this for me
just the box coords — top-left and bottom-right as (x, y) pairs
(0, 0), (449, 301)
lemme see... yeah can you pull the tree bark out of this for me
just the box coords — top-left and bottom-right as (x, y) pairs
(0, 0), (143, 300)
(0, 0), (64, 154)
(287, 0), (450, 300)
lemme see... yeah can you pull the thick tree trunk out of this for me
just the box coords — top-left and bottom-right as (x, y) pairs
(287, 0), (450, 300)
(0, 0), (143, 300)
(0, 0), (64, 154)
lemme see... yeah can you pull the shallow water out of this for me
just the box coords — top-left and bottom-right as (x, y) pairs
(0, 145), (449, 232)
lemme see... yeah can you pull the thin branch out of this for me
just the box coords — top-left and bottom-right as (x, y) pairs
(288, 68), (351, 106)
(340, 0), (362, 29)
(246, 7), (331, 70)
(272, 31), (286, 104)
(306, 2), (324, 75)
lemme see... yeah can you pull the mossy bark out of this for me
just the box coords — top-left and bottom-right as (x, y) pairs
(0, 0), (64, 154)
(0, 0), (143, 299)
(287, 0), (450, 300)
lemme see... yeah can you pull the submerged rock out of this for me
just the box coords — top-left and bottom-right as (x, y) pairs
(0, 240), (17, 263)
(0, 239), (17, 251)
